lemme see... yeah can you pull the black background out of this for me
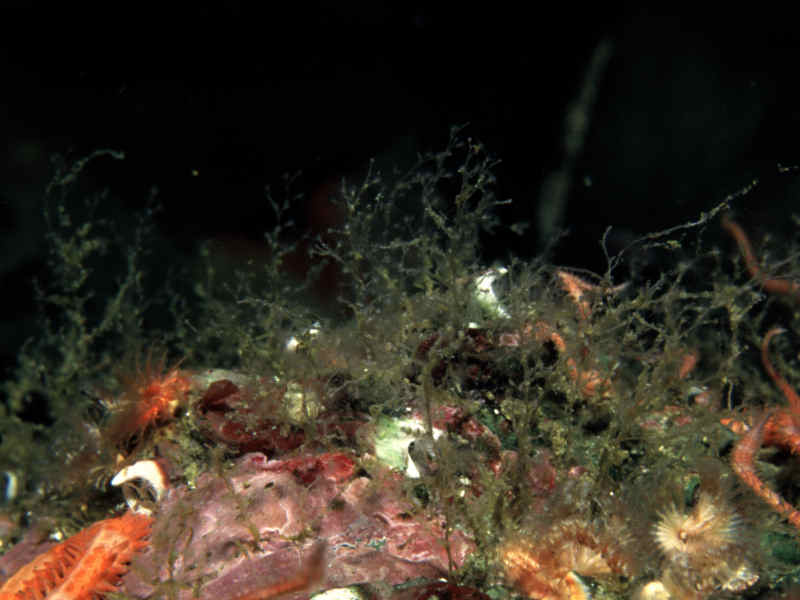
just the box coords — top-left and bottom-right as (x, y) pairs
(2, 5), (800, 383)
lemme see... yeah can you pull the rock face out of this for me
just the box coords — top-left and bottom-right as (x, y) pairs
(122, 451), (475, 600)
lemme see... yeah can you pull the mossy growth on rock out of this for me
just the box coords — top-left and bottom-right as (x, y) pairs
(2, 130), (800, 599)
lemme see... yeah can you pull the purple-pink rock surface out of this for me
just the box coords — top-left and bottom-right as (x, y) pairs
(122, 451), (475, 600)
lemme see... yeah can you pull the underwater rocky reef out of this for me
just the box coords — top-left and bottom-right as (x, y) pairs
(1, 133), (800, 600)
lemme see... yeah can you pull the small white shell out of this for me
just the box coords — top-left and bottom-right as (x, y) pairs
(310, 586), (366, 600)
(1, 471), (18, 503)
(111, 459), (168, 514)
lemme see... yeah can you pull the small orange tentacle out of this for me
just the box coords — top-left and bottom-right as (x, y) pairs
(761, 327), (800, 414)
(732, 410), (800, 530)
(722, 217), (764, 284)
(722, 216), (800, 301)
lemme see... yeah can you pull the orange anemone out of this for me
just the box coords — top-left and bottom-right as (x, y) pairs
(105, 355), (191, 448)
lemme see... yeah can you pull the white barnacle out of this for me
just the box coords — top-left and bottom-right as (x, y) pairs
(112, 459), (169, 515)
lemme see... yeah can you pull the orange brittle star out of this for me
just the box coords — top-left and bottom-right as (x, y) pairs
(730, 328), (800, 530)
